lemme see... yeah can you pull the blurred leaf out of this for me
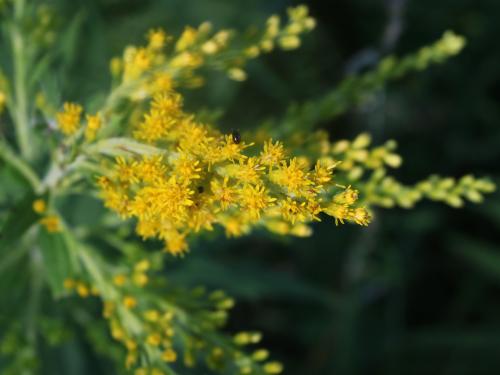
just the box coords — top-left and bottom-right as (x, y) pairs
(38, 228), (80, 298)
(0, 192), (37, 250)
(58, 12), (87, 68)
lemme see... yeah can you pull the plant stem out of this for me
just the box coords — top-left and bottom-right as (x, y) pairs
(10, 0), (32, 160)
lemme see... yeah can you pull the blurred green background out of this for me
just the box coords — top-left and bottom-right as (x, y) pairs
(47, 0), (500, 374)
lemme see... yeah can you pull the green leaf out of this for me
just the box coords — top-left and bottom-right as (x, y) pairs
(38, 228), (79, 298)
(0, 192), (38, 250)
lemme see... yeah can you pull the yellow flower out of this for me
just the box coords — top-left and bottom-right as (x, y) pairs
(123, 47), (154, 82)
(110, 320), (125, 340)
(217, 134), (252, 162)
(99, 85), (370, 255)
(323, 203), (351, 225)
(202, 40), (219, 54)
(151, 72), (174, 93)
(162, 230), (188, 256)
(228, 68), (247, 82)
(144, 309), (160, 322)
(133, 260), (150, 273)
(133, 93), (183, 142)
(125, 339), (137, 351)
(113, 274), (127, 287)
(146, 333), (161, 346)
(279, 35), (301, 50)
(103, 301), (115, 318)
(269, 158), (313, 196)
(85, 114), (101, 141)
(172, 155), (202, 182)
(239, 184), (275, 219)
(334, 187), (359, 205)
(176, 26), (198, 51)
(56, 102), (82, 136)
(133, 272), (148, 287)
(110, 57), (122, 77)
(162, 348), (177, 363)
(349, 207), (371, 226)
(264, 361), (284, 374)
(210, 177), (237, 211)
(115, 156), (139, 185)
(40, 215), (61, 232)
(0, 91), (6, 114)
(280, 198), (308, 224)
(224, 157), (264, 185)
(312, 160), (336, 186)
(125, 351), (138, 369)
(32, 199), (46, 214)
(260, 139), (285, 167)
(151, 92), (183, 114)
(123, 296), (137, 309)
(133, 48), (152, 70)
(253, 349), (270, 361)
(147, 28), (168, 50)
(222, 217), (249, 237)
(136, 155), (166, 183)
(76, 282), (90, 298)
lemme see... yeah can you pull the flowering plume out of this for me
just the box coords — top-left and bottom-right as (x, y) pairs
(98, 91), (371, 255)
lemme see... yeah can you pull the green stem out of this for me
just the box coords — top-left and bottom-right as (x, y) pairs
(10, 0), (32, 160)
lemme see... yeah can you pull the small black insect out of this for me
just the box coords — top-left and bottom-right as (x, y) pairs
(231, 129), (241, 144)
(197, 186), (204, 194)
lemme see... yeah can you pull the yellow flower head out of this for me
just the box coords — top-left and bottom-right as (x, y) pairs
(99, 85), (370, 255)
(40, 215), (61, 232)
(123, 296), (137, 309)
(76, 282), (90, 298)
(56, 102), (82, 136)
(210, 177), (237, 211)
(260, 139), (285, 167)
(113, 274), (127, 287)
(239, 184), (276, 219)
(85, 114), (101, 141)
(162, 229), (189, 256)
(32, 199), (47, 214)
(269, 158), (313, 196)
(0, 91), (6, 114)
(162, 348), (177, 363)
(176, 26), (198, 51)
(147, 28), (168, 50)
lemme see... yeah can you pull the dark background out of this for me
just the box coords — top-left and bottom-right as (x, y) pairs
(62, 0), (500, 374)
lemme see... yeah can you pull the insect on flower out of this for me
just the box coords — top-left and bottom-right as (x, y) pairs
(231, 129), (241, 144)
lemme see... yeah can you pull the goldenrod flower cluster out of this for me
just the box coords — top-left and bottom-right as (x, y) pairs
(1, 2), (495, 375)
(106, 4), (315, 100)
(97, 90), (370, 255)
(325, 133), (495, 209)
(63, 255), (280, 374)
(55, 102), (83, 136)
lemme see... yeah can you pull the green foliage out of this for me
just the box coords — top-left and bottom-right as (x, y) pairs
(265, 31), (466, 138)
(0, 1), (498, 375)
